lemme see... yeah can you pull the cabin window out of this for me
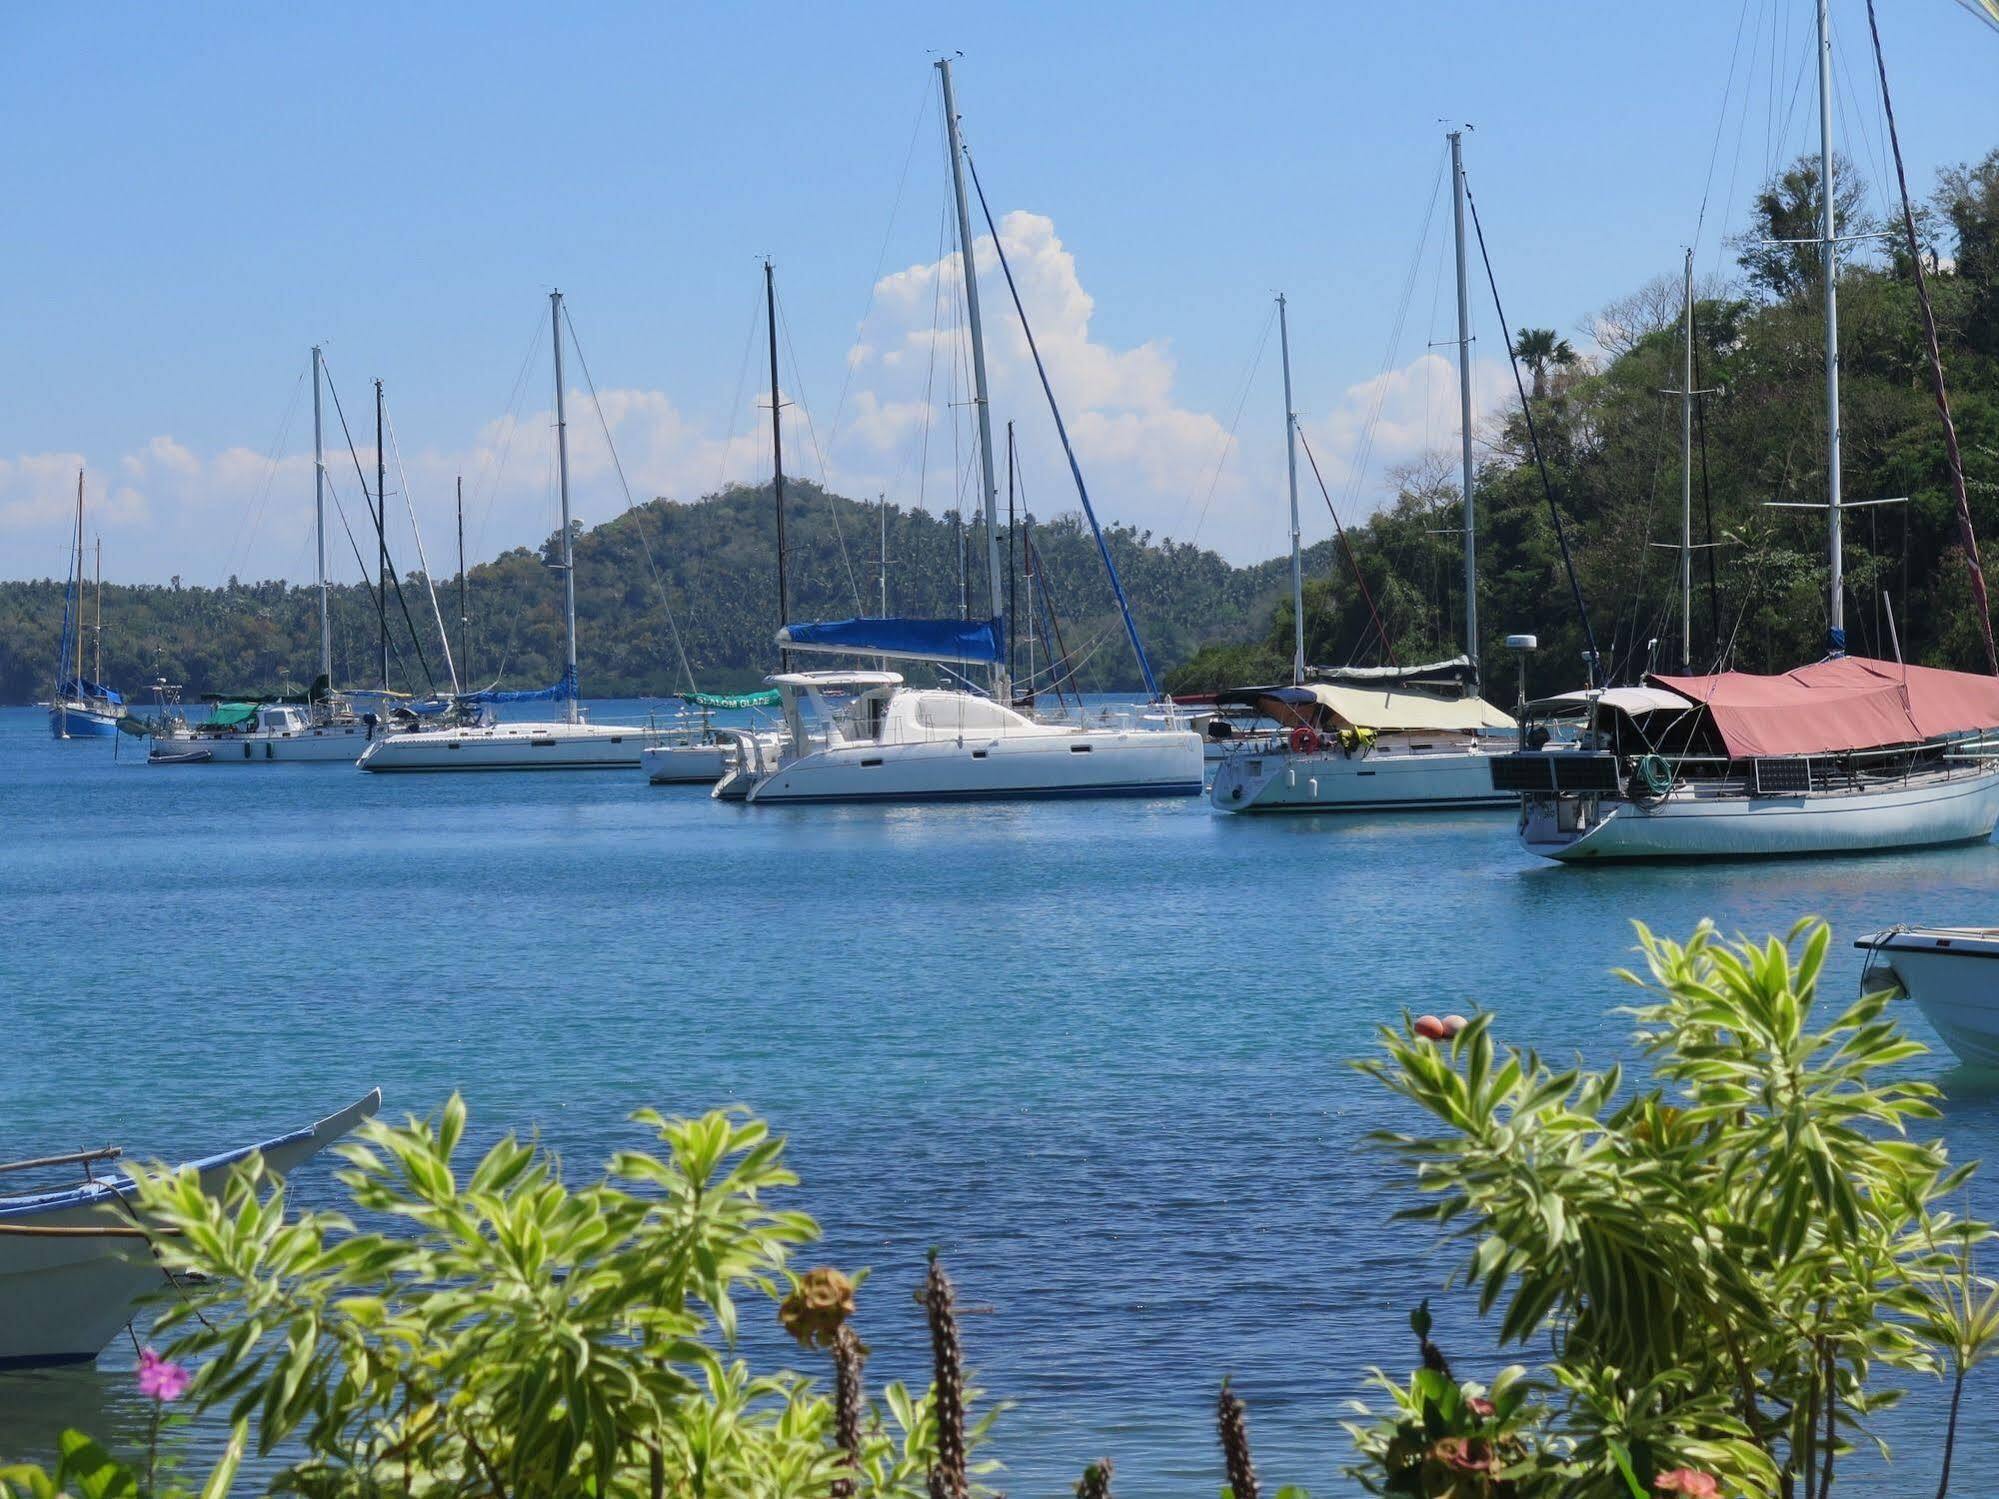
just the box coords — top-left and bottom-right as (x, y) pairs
(861, 757), (883, 768)
(1070, 744), (1092, 754)
(971, 749), (988, 759)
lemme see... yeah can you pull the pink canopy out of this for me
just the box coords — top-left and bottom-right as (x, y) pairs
(1647, 656), (1999, 759)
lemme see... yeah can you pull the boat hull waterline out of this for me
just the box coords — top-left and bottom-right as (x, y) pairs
(0, 1090), (380, 1369)
(359, 723), (644, 771)
(47, 706), (120, 740)
(728, 731), (1203, 805)
(1856, 929), (1999, 1066)
(1211, 743), (1512, 814)
(1520, 767), (1999, 862)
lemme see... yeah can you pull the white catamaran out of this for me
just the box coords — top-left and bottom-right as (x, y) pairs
(360, 292), (643, 771)
(713, 58), (1201, 806)
(1210, 149), (1516, 816)
(1490, 0), (1999, 861)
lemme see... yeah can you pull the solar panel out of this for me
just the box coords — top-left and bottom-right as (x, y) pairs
(1753, 757), (1813, 795)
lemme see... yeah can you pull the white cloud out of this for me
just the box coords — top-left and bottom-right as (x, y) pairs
(0, 209), (1523, 583)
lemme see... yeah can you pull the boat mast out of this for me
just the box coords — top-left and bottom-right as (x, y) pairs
(1007, 420), (1017, 685)
(313, 346), (330, 683)
(1817, 0), (1845, 650)
(1449, 130), (1480, 683)
(74, 470), (85, 687)
(92, 534), (102, 686)
(1679, 248), (1695, 673)
(765, 260), (789, 671)
(375, 380), (389, 692)
(550, 289), (579, 724)
(457, 475), (469, 686)
(936, 56), (1007, 699)
(1278, 293), (1304, 686)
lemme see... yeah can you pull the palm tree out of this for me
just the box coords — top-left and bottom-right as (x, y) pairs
(1512, 327), (1576, 399)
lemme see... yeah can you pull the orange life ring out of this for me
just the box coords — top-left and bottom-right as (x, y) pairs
(1289, 724), (1321, 755)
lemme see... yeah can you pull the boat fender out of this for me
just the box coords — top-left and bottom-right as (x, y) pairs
(1441, 1013), (1470, 1037)
(1289, 725), (1320, 755)
(1413, 1014), (1448, 1040)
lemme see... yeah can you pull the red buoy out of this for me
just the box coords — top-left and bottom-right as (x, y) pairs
(1414, 1014), (1447, 1040)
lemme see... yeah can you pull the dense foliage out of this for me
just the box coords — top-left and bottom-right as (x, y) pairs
(1168, 147), (1999, 697)
(0, 482), (1283, 703)
(1345, 919), (1999, 1497)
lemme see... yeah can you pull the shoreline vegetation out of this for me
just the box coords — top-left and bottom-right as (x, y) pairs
(6, 147), (1999, 708)
(3, 920), (1991, 1498)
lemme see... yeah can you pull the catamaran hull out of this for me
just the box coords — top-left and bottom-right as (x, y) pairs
(1211, 745), (1510, 814)
(47, 706), (119, 739)
(742, 731), (1204, 804)
(1522, 767), (1999, 861)
(1855, 930), (1999, 1066)
(154, 725), (377, 763)
(358, 724), (643, 771)
(0, 1090), (379, 1369)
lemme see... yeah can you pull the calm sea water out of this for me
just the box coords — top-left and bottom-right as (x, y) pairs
(4, 700), (1998, 1495)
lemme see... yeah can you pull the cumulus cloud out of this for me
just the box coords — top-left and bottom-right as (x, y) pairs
(0, 209), (1521, 583)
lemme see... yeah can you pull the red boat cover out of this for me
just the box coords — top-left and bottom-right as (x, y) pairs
(1648, 656), (1999, 759)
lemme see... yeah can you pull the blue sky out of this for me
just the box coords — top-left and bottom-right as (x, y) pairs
(4, 1), (1995, 585)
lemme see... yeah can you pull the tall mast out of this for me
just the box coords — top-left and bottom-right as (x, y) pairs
(74, 471), (85, 685)
(1679, 248), (1695, 673)
(550, 290), (579, 724)
(1007, 420), (1017, 685)
(457, 475), (469, 686)
(313, 346), (330, 682)
(765, 260), (789, 671)
(879, 492), (889, 615)
(937, 56), (1007, 697)
(375, 379), (388, 692)
(1278, 293), (1304, 685)
(1817, 0), (1844, 649)
(1449, 130), (1480, 682)
(93, 534), (102, 685)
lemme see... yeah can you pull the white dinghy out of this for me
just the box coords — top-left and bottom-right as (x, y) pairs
(1857, 929), (1999, 1067)
(0, 1089), (380, 1369)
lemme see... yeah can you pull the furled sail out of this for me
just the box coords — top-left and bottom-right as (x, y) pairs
(459, 666), (578, 705)
(777, 617), (1004, 666)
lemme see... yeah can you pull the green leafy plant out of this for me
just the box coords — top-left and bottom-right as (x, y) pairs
(126, 1098), (992, 1498)
(1346, 919), (1999, 1497)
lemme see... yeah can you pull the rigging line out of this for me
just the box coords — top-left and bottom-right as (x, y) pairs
(468, 306), (546, 567)
(822, 75), (934, 456)
(966, 149), (1162, 698)
(1831, 3), (1896, 229)
(225, 367), (306, 582)
(1714, 0), (1767, 280)
(773, 284), (865, 611)
(319, 362), (436, 693)
(714, 278), (765, 501)
(1694, 0), (1757, 254)
(1460, 168), (1604, 685)
(559, 303), (700, 695)
(1342, 144), (1448, 518)
(913, 193), (949, 525)
(382, 399), (460, 693)
(1181, 300), (1277, 548)
(1294, 423), (1396, 665)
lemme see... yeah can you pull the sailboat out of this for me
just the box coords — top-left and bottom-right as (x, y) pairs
(1492, 0), (1999, 861)
(46, 472), (122, 739)
(360, 292), (644, 771)
(0, 1089), (378, 1368)
(712, 59), (1202, 806)
(1210, 146), (1517, 816)
(147, 349), (385, 764)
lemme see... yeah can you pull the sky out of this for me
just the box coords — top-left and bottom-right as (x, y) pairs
(3, 0), (1996, 588)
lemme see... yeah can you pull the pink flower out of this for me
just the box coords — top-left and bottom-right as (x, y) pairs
(1467, 1395), (1497, 1419)
(1654, 1471), (1719, 1498)
(137, 1348), (190, 1403)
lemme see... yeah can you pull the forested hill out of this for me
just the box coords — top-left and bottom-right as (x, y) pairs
(0, 482), (1298, 701)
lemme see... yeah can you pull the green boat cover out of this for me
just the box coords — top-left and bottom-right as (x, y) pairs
(197, 702), (260, 730)
(681, 689), (780, 710)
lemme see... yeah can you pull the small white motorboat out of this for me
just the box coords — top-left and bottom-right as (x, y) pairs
(1856, 929), (1999, 1066)
(0, 1089), (380, 1369)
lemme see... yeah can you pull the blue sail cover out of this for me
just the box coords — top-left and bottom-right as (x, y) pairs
(56, 676), (122, 705)
(461, 666), (578, 705)
(778, 617), (1003, 665)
